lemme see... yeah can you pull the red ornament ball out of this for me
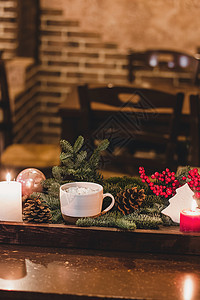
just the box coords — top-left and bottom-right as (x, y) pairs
(16, 168), (46, 196)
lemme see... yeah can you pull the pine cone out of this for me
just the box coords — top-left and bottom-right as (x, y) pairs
(115, 187), (146, 215)
(23, 196), (52, 223)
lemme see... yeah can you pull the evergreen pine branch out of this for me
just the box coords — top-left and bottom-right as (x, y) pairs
(123, 213), (162, 229)
(161, 214), (179, 226)
(89, 139), (109, 167)
(73, 136), (84, 153)
(104, 176), (147, 190)
(75, 151), (87, 168)
(48, 197), (60, 211)
(176, 165), (191, 184)
(104, 176), (123, 185)
(60, 152), (73, 161)
(42, 178), (58, 190)
(51, 209), (63, 223)
(30, 192), (47, 202)
(96, 139), (110, 152)
(76, 211), (136, 230)
(46, 136), (108, 185)
(115, 219), (136, 230)
(60, 139), (73, 153)
(52, 166), (63, 181)
(67, 168), (79, 176)
(137, 205), (163, 216)
(103, 183), (123, 198)
(48, 182), (60, 198)
(142, 194), (163, 208)
(61, 158), (74, 168)
(30, 191), (60, 211)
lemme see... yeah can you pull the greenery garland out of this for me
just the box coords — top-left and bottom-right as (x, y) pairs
(76, 208), (163, 230)
(30, 136), (182, 229)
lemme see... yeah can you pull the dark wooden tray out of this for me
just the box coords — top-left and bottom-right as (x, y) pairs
(0, 222), (200, 255)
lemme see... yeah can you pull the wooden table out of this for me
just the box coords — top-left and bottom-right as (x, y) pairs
(0, 222), (200, 299)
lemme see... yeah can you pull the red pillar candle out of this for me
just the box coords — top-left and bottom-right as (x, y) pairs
(180, 209), (200, 232)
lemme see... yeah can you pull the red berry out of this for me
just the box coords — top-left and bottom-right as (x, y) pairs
(195, 192), (200, 199)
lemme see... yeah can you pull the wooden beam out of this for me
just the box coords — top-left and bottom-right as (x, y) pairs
(0, 222), (200, 255)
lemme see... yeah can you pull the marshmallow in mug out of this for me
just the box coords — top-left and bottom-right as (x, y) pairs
(65, 186), (99, 195)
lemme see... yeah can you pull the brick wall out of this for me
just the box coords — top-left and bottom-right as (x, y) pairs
(12, 63), (40, 143)
(0, 0), (41, 144)
(38, 8), (128, 143)
(1, 2), (129, 144)
(41, 0), (200, 54)
(1, 0), (200, 145)
(0, 0), (18, 59)
(5, 58), (40, 143)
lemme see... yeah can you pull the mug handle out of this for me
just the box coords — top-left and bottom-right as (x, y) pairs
(101, 193), (115, 214)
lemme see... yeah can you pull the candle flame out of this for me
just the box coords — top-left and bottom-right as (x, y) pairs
(6, 173), (11, 182)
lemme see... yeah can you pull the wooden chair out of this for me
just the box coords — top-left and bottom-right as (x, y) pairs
(189, 94), (200, 166)
(128, 49), (199, 86)
(77, 84), (184, 173)
(194, 55), (200, 86)
(0, 54), (60, 179)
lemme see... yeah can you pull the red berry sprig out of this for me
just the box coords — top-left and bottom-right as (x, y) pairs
(139, 166), (200, 200)
(186, 168), (200, 192)
(139, 167), (180, 198)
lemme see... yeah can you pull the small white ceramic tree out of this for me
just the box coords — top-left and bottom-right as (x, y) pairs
(161, 183), (195, 223)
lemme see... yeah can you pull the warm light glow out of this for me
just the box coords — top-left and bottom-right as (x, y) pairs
(191, 199), (197, 211)
(179, 56), (189, 68)
(6, 173), (11, 182)
(149, 55), (158, 67)
(183, 275), (194, 300)
(168, 61), (175, 68)
(182, 209), (200, 216)
(1, 280), (16, 290)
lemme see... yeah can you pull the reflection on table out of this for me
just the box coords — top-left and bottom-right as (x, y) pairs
(0, 244), (200, 299)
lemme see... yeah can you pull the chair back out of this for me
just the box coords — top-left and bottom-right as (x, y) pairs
(78, 84), (184, 170)
(128, 49), (199, 85)
(190, 94), (200, 166)
(0, 53), (13, 155)
(194, 56), (200, 86)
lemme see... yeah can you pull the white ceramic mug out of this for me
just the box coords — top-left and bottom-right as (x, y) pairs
(60, 182), (115, 218)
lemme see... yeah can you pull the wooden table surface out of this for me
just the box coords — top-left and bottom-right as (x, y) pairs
(0, 243), (200, 300)
(59, 83), (199, 115)
(0, 223), (200, 299)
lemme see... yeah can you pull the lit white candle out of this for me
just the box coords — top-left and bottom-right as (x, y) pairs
(0, 173), (22, 222)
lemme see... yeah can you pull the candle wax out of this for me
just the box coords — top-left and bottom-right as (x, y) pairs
(180, 209), (200, 232)
(0, 181), (22, 222)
